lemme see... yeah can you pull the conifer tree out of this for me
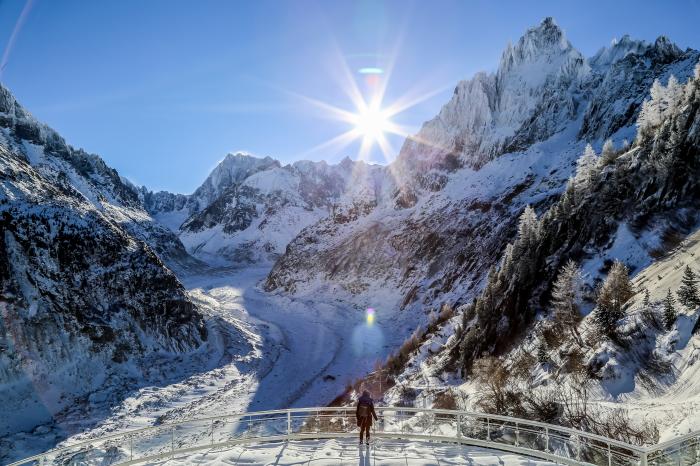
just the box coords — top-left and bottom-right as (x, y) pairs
(663, 289), (677, 330)
(642, 288), (651, 308)
(517, 205), (539, 246)
(574, 144), (599, 188)
(595, 261), (634, 336)
(637, 78), (667, 134)
(666, 75), (683, 115)
(600, 139), (617, 166)
(537, 341), (549, 364)
(677, 265), (700, 309)
(551, 260), (584, 341)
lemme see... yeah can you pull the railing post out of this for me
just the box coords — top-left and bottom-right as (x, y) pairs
(545, 427), (549, 453)
(457, 414), (462, 441)
(487, 418), (490, 441)
(287, 411), (292, 437)
(515, 421), (519, 447)
(640, 449), (648, 466)
(608, 442), (612, 466)
(676, 445), (681, 466)
(576, 435), (581, 461)
(130, 436), (133, 461)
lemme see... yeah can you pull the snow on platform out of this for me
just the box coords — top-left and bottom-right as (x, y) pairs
(158, 438), (555, 465)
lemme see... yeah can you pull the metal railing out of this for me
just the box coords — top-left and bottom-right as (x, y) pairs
(8, 407), (700, 466)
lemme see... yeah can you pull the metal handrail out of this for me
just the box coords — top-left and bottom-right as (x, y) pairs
(7, 407), (699, 466)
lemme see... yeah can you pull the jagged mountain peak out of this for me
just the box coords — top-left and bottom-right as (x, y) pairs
(651, 35), (683, 61)
(590, 35), (650, 68)
(396, 17), (590, 173)
(508, 16), (569, 60)
(192, 150), (280, 206)
(497, 17), (586, 84)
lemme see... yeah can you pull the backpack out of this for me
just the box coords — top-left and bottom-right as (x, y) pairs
(357, 403), (370, 418)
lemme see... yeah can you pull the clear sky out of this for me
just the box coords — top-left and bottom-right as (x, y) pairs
(1, 0), (699, 193)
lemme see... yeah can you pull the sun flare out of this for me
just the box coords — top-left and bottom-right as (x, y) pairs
(286, 43), (455, 163)
(351, 101), (392, 145)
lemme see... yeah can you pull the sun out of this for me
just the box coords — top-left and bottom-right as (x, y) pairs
(351, 101), (392, 145)
(286, 45), (454, 163)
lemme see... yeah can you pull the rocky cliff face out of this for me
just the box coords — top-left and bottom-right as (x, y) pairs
(0, 85), (199, 269)
(0, 85), (208, 436)
(395, 17), (589, 175)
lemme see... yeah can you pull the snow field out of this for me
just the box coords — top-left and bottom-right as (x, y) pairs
(157, 438), (556, 465)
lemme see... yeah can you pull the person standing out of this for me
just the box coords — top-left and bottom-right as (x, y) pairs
(356, 390), (378, 445)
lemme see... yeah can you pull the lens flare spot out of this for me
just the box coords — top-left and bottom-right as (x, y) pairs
(366, 307), (375, 325)
(364, 73), (381, 88)
(351, 314), (384, 357)
(358, 67), (384, 75)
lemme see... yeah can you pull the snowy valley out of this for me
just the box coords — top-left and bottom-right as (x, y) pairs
(2, 16), (700, 464)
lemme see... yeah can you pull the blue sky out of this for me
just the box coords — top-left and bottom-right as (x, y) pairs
(1, 0), (699, 193)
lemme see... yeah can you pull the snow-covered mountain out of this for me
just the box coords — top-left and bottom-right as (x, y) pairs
(265, 18), (699, 318)
(0, 84), (212, 438)
(144, 153), (389, 264)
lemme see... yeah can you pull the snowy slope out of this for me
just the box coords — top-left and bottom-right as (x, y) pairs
(0, 84), (255, 461)
(0, 142), (208, 438)
(591, 227), (700, 440)
(372, 60), (700, 445)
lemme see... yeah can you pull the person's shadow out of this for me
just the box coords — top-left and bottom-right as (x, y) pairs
(358, 444), (371, 466)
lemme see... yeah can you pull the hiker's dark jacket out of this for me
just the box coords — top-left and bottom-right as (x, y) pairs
(356, 394), (378, 427)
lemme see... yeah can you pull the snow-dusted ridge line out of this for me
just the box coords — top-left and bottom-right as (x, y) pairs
(9, 407), (698, 466)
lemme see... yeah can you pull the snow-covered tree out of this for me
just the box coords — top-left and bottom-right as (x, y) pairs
(600, 139), (617, 166)
(516, 205), (540, 253)
(551, 260), (584, 338)
(595, 260), (634, 336)
(642, 288), (651, 308)
(500, 243), (515, 277)
(537, 340), (549, 364)
(677, 265), (700, 310)
(666, 75), (683, 115)
(663, 289), (677, 330)
(574, 144), (599, 188)
(637, 75), (686, 137)
(558, 177), (577, 214)
(637, 79), (666, 134)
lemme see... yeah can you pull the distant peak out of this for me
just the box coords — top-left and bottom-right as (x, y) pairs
(498, 17), (578, 77)
(224, 151), (257, 160)
(526, 16), (565, 45)
(590, 34), (649, 67)
(651, 35), (683, 61)
(540, 16), (557, 28)
(653, 35), (680, 52)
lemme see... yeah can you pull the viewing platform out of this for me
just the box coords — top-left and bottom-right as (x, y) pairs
(9, 407), (699, 465)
